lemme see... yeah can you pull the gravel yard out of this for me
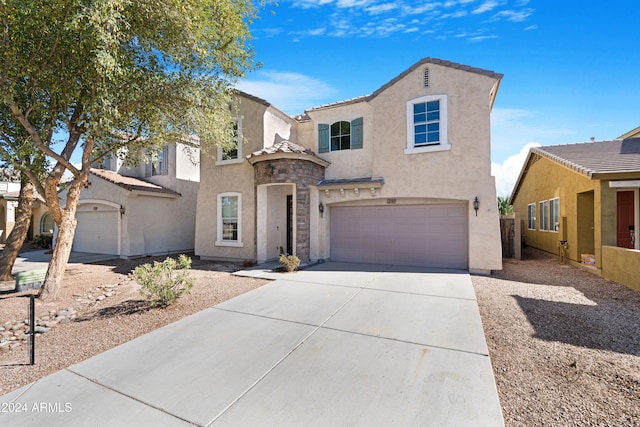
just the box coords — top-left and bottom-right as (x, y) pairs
(1, 249), (639, 426)
(473, 248), (640, 426)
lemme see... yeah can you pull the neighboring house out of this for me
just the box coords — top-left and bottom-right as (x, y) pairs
(59, 142), (200, 257)
(510, 137), (640, 291)
(0, 169), (51, 244)
(195, 57), (503, 274)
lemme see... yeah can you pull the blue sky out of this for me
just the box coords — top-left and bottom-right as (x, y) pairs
(236, 0), (640, 197)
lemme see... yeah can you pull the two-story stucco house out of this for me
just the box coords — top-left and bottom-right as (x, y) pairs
(60, 142), (200, 258)
(195, 57), (503, 274)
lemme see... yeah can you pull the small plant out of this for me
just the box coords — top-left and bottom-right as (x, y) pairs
(279, 254), (300, 272)
(33, 234), (53, 249)
(133, 254), (194, 307)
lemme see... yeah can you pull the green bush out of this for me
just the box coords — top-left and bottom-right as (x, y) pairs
(278, 254), (300, 272)
(33, 234), (53, 248)
(133, 254), (194, 307)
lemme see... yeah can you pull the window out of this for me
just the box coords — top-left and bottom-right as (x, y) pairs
(217, 118), (243, 164)
(550, 198), (560, 232)
(331, 121), (351, 151)
(539, 200), (550, 231)
(527, 203), (536, 230)
(152, 145), (169, 176)
(318, 117), (363, 153)
(405, 94), (450, 154)
(40, 213), (54, 234)
(216, 192), (242, 247)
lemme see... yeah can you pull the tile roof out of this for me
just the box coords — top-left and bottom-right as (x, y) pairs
(1, 190), (46, 203)
(246, 140), (330, 168)
(249, 140), (314, 157)
(90, 169), (181, 197)
(532, 138), (640, 177)
(317, 177), (385, 187)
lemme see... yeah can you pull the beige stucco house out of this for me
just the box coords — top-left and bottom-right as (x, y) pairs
(59, 142), (200, 258)
(195, 57), (503, 274)
(0, 170), (52, 245)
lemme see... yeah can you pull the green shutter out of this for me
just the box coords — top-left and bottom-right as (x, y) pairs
(351, 117), (363, 149)
(318, 124), (330, 153)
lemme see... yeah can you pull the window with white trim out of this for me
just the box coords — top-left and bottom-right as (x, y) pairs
(217, 118), (243, 164)
(405, 94), (450, 154)
(40, 213), (54, 234)
(527, 203), (536, 230)
(550, 198), (560, 232)
(216, 192), (242, 247)
(539, 200), (550, 231)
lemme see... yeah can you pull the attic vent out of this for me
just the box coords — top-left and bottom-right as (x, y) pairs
(423, 68), (430, 87)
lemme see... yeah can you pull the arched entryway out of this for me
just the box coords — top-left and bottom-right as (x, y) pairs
(248, 141), (329, 263)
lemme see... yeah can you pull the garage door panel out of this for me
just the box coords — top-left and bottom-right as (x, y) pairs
(331, 205), (467, 269)
(74, 210), (118, 255)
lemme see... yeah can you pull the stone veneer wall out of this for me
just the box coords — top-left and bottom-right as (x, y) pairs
(253, 158), (325, 262)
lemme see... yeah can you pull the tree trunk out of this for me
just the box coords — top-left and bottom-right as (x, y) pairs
(0, 180), (35, 281)
(38, 176), (84, 301)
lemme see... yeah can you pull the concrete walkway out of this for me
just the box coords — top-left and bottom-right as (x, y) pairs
(0, 262), (504, 426)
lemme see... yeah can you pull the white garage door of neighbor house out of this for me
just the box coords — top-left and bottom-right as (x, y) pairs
(73, 209), (119, 255)
(330, 204), (468, 269)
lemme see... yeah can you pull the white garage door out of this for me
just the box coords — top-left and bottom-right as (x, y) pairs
(73, 207), (119, 255)
(330, 204), (468, 269)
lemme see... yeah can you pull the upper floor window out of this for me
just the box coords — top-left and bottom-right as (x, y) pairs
(331, 121), (351, 151)
(152, 145), (169, 175)
(405, 94), (450, 154)
(527, 203), (536, 230)
(146, 145), (169, 177)
(217, 118), (243, 164)
(318, 117), (363, 153)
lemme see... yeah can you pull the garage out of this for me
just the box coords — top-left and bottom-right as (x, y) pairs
(330, 204), (468, 269)
(73, 203), (119, 255)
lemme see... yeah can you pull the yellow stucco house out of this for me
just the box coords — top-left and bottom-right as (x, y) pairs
(510, 137), (640, 291)
(195, 57), (504, 274)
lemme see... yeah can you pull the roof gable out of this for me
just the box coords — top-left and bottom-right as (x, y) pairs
(306, 57), (503, 113)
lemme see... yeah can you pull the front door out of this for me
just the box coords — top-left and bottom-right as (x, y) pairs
(617, 191), (635, 249)
(286, 195), (293, 255)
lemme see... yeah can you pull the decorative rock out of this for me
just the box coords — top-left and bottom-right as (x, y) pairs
(96, 295), (106, 301)
(34, 326), (49, 333)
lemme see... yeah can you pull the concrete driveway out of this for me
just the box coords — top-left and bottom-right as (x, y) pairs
(10, 250), (118, 274)
(0, 262), (503, 426)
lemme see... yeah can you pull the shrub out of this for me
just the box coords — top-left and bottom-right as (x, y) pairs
(133, 254), (194, 307)
(278, 254), (300, 272)
(33, 234), (53, 248)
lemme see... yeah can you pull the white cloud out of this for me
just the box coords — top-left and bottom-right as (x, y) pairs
(472, 1), (502, 14)
(492, 142), (540, 197)
(491, 8), (533, 22)
(235, 71), (340, 116)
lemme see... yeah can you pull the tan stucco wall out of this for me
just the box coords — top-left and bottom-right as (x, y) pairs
(512, 155), (626, 270)
(195, 96), (300, 261)
(513, 155), (597, 263)
(308, 63), (502, 272)
(602, 246), (640, 291)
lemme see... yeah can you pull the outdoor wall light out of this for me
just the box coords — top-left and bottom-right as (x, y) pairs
(319, 202), (325, 218)
(120, 206), (125, 215)
(473, 197), (479, 216)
